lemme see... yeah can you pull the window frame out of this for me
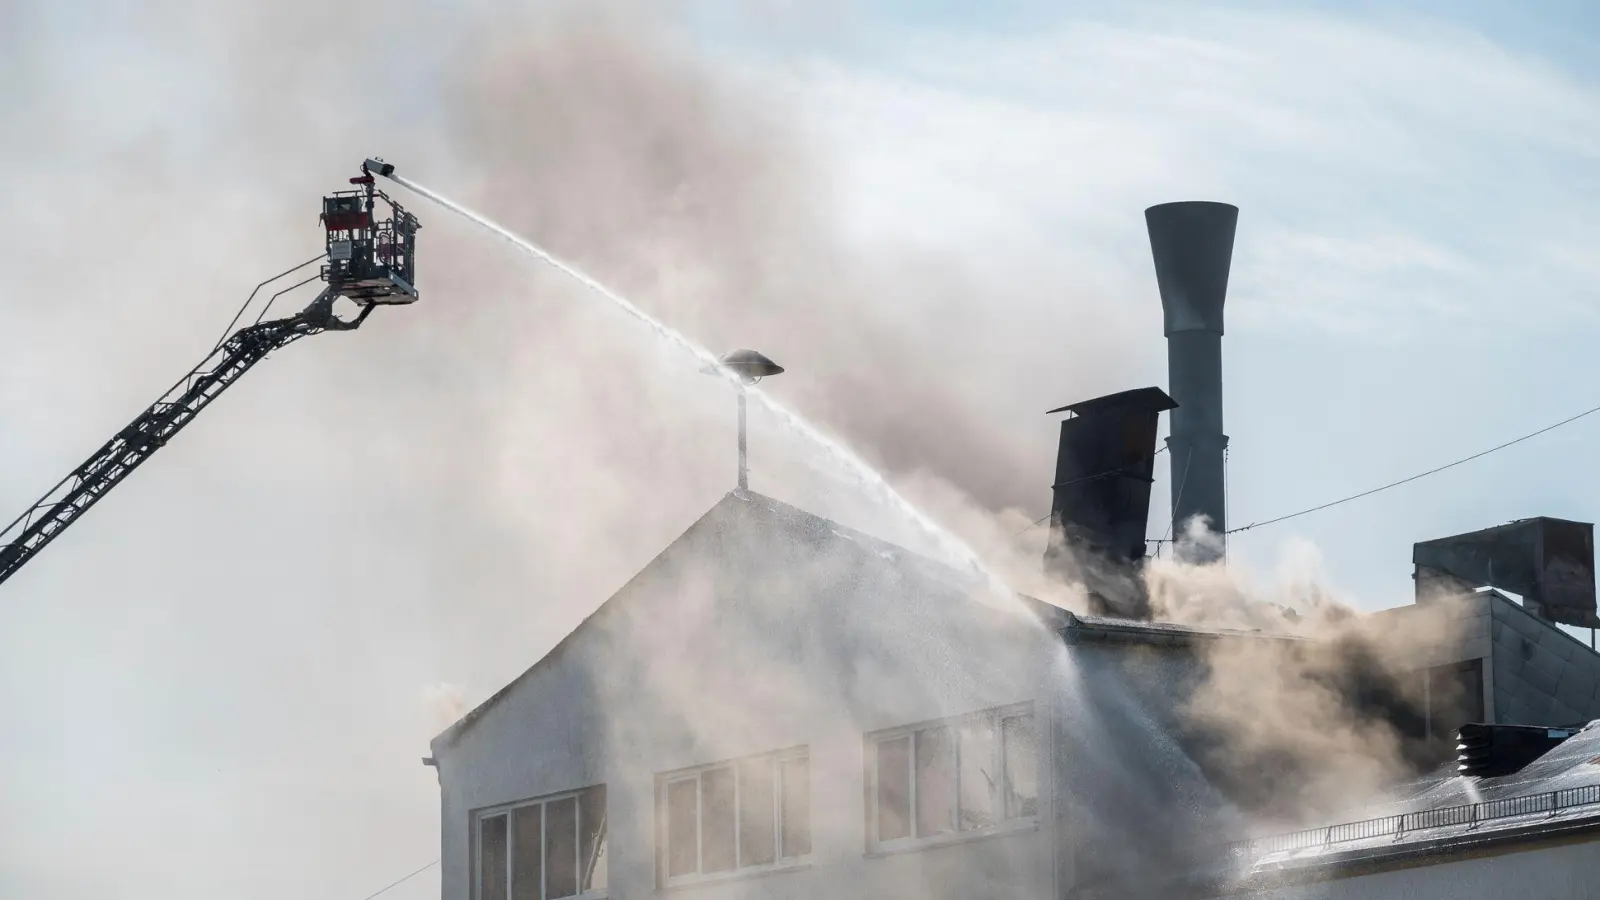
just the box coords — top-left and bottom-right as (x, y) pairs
(472, 784), (609, 900)
(864, 702), (1039, 854)
(656, 745), (812, 888)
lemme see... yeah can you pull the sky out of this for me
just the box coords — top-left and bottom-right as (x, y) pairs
(2, 1), (1600, 898)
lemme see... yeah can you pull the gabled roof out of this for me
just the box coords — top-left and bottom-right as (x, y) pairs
(429, 489), (1067, 753)
(428, 488), (1307, 755)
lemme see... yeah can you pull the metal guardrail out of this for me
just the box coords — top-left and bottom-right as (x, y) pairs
(1227, 783), (1600, 858)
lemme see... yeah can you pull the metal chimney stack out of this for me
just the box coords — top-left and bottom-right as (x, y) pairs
(1145, 201), (1238, 563)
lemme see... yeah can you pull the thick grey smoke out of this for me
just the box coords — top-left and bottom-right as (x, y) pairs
(0, 2), (1141, 898)
(0, 2), (1440, 898)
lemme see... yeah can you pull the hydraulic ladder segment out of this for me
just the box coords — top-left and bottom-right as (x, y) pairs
(0, 159), (420, 587)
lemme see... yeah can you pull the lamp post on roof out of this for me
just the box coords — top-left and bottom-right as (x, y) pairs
(703, 349), (784, 492)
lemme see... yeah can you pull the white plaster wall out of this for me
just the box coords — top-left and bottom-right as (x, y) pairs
(432, 498), (1069, 900)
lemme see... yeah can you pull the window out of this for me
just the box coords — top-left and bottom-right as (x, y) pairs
(475, 785), (607, 900)
(659, 747), (810, 885)
(867, 704), (1037, 850)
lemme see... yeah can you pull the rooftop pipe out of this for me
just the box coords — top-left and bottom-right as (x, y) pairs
(1146, 201), (1238, 564)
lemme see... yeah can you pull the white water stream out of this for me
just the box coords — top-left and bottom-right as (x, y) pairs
(386, 171), (1014, 601)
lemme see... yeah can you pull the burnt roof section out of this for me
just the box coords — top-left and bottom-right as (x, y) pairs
(1046, 385), (1177, 418)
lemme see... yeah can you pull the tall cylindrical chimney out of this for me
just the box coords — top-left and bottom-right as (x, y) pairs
(1145, 201), (1237, 563)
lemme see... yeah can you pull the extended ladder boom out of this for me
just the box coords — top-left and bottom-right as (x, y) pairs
(0, 160), (420, 590)
(0, 290), (369, 587)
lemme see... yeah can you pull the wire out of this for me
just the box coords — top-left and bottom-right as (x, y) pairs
(1014, 512), (1052, 538)
(355, 859), (439, 900)
(1161, 448), (1194, 544)
(1228, 401), (1600, 535)
(211, 254), (325, 352)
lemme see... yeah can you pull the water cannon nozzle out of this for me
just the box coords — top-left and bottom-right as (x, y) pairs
(363, 158), (395, 178)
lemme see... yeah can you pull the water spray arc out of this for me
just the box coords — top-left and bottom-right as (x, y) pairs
(371, 161), (1014, 600)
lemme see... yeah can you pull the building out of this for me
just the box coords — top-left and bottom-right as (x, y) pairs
(426, 201), (1600, 898)
(424, 487), (1600, 900)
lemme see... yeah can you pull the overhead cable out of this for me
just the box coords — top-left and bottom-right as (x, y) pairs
(1228, 401), (1600, 535)
(354, 859), (440, 900)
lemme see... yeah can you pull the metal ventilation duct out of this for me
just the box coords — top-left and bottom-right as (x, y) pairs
(1146, 201), (1238, 563)
(1044, 386), (1176, 619)
(1413, 517), (1598, 628)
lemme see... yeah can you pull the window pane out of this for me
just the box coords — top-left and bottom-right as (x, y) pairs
(480, 814), (509, 900)
(1003, 714), (1038, 819)
(958, 718), (996, 831)
(915, 726), (956, 837)
(780, 756), (811, 858)
(512, 806), (542, 900)
(738, 757), (776, 867)
(702, 767), (737, 873)
(579, 786), (607, 893)
(666, 779), (698, 878)
(877, 736), (911, 841)
(544, 797), (578, 899)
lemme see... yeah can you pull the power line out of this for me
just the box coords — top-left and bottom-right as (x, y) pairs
(355, 859), (439, 900)
(1228, 401), (1600, 535)
(1161, 447), (1194, 544)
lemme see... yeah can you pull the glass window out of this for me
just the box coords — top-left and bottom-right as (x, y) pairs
(1002, 714), (1038, 819)
(659, 748), (810, 884)
(666, 778), (698, 878)
(512, 806), (542, 900)
(869, 704), (1037, 849)
(739, 757), (777, 866)
(877, 735), (912, 841)
(545, 797), (578, 898)
(779, 756), (811, 858)
(958, 719), (996, 831)
(477, 786), (607, 900)
(481, 814), (509, 900)
(579, 786), (608, 893)
(701, 767), (737, 873)
(915, 726), (956, 837)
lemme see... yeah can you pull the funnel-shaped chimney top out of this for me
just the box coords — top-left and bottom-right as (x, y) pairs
(1147, 201), (1238, 337)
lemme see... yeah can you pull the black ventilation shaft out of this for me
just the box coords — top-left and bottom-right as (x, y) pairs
(1146, 201), (1238, 563)
(1043, 386), (1176, 619)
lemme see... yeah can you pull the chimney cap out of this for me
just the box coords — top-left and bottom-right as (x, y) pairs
(1047, 386), (1177, 418)
(703, 349), (785, 385)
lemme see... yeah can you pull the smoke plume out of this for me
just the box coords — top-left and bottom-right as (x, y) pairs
(0, 2), (1455, 899)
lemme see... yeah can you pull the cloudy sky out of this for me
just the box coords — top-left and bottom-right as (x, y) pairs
(2, 1), (1599, 898)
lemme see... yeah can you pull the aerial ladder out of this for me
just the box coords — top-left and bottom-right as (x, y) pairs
(0, 159), (419, 588)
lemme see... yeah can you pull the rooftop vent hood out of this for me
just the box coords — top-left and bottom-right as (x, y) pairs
(1456, 722), (1578, 778)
